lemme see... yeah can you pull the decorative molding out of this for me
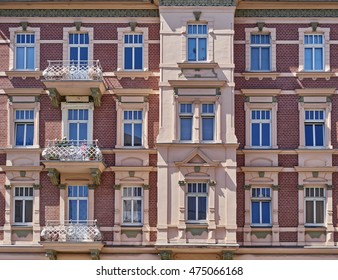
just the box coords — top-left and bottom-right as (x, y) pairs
(4, 184), (12, 190)
(90, 168), (101, 186)
(235, 9), (338, 18)
(251, 231), (271, 239)
(129, 21), (137, 32)
(113, 184), (121, 190)
(48, 88), (61, 108)
(272, 185), (280, 191)
(121, 229), (141, 238)
(297, 185), (304, 190)
(74, 21), (81, 32)
(19, 171), (26, 177)
(178, 180), (186, 186)
(194, 166), (201, 173)
(312, 171), (319, 178)
(159, 250), (172, 260)
(58, 184), (66, 190)
(47, 168), (60, 186)
(326, 184), (333, 190)
(128, 171), (135, 177)
(306, 231), (324, 239)
(310, 22), (319, 32)
(193, 11), (202, 21)
(88, 184), (96, 190)
(13, 229), (31, 238)
(33, 184), (41, 190)
(159, 0), (235, 6)
(208, 180), (216, 186)
(258, 171), (265, 178)
(244, 184), (251, 190)
(257, 22), (265, 32)
(20, 21), (28, 31)
(187, 228), (207, 236)
(142, 184), (150, 190)
(90, 88), (102, 107)
(90, 249), (100, 260)
(45, 249), (57, 260)
(222, 251), (233, 260)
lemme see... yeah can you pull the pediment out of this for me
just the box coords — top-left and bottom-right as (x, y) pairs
(175, 148), (219, 167)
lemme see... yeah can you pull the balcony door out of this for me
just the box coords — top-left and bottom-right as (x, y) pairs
(68, 185), (88, 223)
(68, 109), (89, 145)
(69, 33), (89, 79)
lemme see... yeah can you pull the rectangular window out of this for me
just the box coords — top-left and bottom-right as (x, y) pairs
(250, 34), (271, 71)
(187, 183), (208, 222)
(69, 33), (89, 64)
(15, 33), (35, 70)
(305, 187), (325, 225)
(179, 103), (193, 141)
(14, 187), (33, 224)
(304, 110), (324, 147)
(15, 109), (34, 146)
(68, 109), (89, 144)
(251, 187), (271, 226)
(124, 34), (143, 70)
(251, 110), (271, 147)
(187, 24), (207, 62)
(201, 103), (215, 141)
(122, 187), (143, 224)
(123, 110), (143, 147)
(304, 34), (324, 71)
(68, 186), (88, 223)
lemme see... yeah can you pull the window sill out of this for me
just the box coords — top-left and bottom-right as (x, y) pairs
(12, 225), (33, 230)
(242, 72), (280, 80)
(177, 62), (218, 69)
(250, 225), (272, 228)
(114, 70), (152, 80)
(5, 70), (42, 79)
(295, 71), (334, 81)
(121, 225), (143, 228)
(185, 222), (208, 227)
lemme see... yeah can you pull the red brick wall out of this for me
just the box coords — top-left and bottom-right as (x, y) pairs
(236, 172), (245, 228)
(331, 96), (338, 148)
(276, 45), (299, 72)
(236, 232), (243, 243)
(277, 95), (299, 149)
(40, 172), (60, 225)
(235, 77), (301, 90)
(149, 154), (157, 167)
(0, 95), (7, 148)
(236, 155), (244, 167)
(150, 231), (157, 243)
(38, 23), (72, 40)
(94, 172), (115, 227)
(103, 154), (115, 168)
(233, 44), (245, 73)
(330, 45), (338, 70)
(0, 44), (9, 71)
(335, 232), (338, 243)
(278, 155), (298, 167)
(332, 173), (338, 229)
(94, 44), (117, 72)
(279, 232), (297, 243)
(40, 43), (63, 70)
(0, 154), (5, 165)
(0, 173), (6, 226)
(148, 94), (159, 149)
(278, 172), (298, 227)
(148, 44), (160, 72)
(0, 231), (3, 241)
(105, 77), (160, 90)
(235, 95), (245, 149)
(149, 171), (157, 228)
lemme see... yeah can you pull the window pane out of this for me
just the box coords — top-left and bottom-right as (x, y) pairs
(124, 47), (133, 70)
(69, 200), (78, 221)
(133, 200), (142, 223)
(315, 124), (324, 146)
(16, 47), (25, 69)
(80, 47), (88, 62)
(15, 124), (25, 146)
(305, 124), (313, 146)
(198, 197), (207, 220)
(261, 47), (270, 70)
(304, 48), (313, 70)
(198, 38), (207, 61)
(202, 118), (214, 141)
(124, 123), (132, 146)
(316, 201), (324, 224)
(251, 123), (260, 146)
(79, 200), (88, 221)
(262, 123), (270, 146)
(123, 200), (132, 223)
(26, 124), (34, 145)
(70, 47), (78, 61)
(134, 123), (142, 146)
(69, 123), (78, 141)
(314, 48), (323, 70)
(188, 38), (196, 61)
(79, 123), (88, 141)
(25, 200), (33, 223)
(262, 202), (270, 224)
(15, 200), (23, 223)
(251, 202), (260, 224)
(250, 47), (259, 70)
(306, 201), (314, 224)
(26, 47), (35, 69)
(180, 118), (192, 140)
(134, 47), (143, 70)
(187, 197), (196, 220)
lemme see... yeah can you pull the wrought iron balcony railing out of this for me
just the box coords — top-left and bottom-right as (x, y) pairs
(42, 139), (103, 161)
(42, 60), (103, 81)
(41, 220), (102, 242)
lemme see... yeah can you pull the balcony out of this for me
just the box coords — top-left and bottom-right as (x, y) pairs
(42, 60), (106, 107)
(41, 140), (106, 185)
(41, 220), (102, 243)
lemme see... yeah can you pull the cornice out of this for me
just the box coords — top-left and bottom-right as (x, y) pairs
(159, 0), (236, 6)
(235, 9), (338, 18)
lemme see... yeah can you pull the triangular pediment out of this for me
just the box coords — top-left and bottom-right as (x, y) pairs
(175, 148), (219, 166)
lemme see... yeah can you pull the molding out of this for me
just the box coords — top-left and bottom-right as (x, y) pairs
(47, 168), (60, 186)
(113, 184), (121, 190)
(33, 184), (41, 190)
(295, 72), (335, 81)
(294, 166), (337, 172)
(235, 9), (338, 18)
(168, 80), (226, 88)
(90, 88), (102, 107)
(4, 184), (12, 190)
(110, 166), (156, 172)
(113, 88), (154, 96)
(159, 0), (235, 6)
(159, 250), (172, 260)
(242, 72), (280, 81)
(177, 62), (218, 69)
(295, 88), (336, 97)
(114, 71), (153, 80)
(5, 71), (42, 79)
(241, 89), (281, 97)
(3, 88), (43, 96)
(244, 184), (251, 190)
(90, 168), (102, 186)
(47, 88), (61, 108)
(241, 167), (283, 173)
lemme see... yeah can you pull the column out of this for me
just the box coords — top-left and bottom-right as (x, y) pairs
(272, 185), (280, 246)
(297, 185), (305, 246)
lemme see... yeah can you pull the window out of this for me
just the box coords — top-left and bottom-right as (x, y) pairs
(305, 187), (325, 225)
(304, 110), (324, 147)
(69, 33), (89, 64)
(304, 34), (324, 71)
(68, 186), (88, 222)
(122, 187), (143, 225)
(187, 24), (207, 62)
(179, 103), (193, 141)
(68, 109), (89, 145)
(250, 34), (271, 71)
(123, 110), (142, 147)
(15, 110), (34, 146)
(14, 187), (33, 224)
(15, 33), (35, 70)
(187, 183), (208, 222)
(201, 103), (215, 141)
(251, 187), (271, 226)
(124, 34), (143, 70)
(250, 110), (271, 147)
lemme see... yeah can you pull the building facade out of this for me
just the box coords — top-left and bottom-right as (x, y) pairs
(0, 0), (338, 260)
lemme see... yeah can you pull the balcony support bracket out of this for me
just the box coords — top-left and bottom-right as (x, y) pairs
(47, 168), (60, 186)
(45, 249), (57, 260)
(91, 168), (101, 186)
(48, 88), (61, 108)
(91, 87), (102, 107)
(90, 249), (101, 260)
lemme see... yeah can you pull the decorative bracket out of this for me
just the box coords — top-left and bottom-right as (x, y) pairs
(244, 184), (251, 190)
(20, 21), (28, 31)
(129, 21), (137, 32)
(88, 184), (96, 190)
(258, 171), (265, 178)
(194, 166), (201, 173)
(159, 250), (172, 260)
(91, 88), (102, 107)
(33, 184), (41, 190)
(272, 185), (280, 191)
(90, 168), (101, 186)
(19, 171), (26, 177)
(90, 249), (100, 260)
(222, 251), (234, 260)
(142, 184), (150, 190)
(113, 184), (121, 190)
(326, 184), (333, 190)
(4, 184), (12, 190)
(257, 22), (265, 32)
(208, 180), (216, 186)
(58, 184), (66, 190)
(310, 22), (319, 32)
(47, 168), (60, 186)
(45, 249), (57, 260)
(312, 171), (319, 178)
(128, 171), (135, 177)
(74, 21), (82, 31)
(48, 88), (61, 108)
(193, 11), (202, 21)
(297, 185), (304, 190)
(178, 180), (186, 186)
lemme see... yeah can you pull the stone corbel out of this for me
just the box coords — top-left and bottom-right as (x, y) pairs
(4, 184), (12, 190)
(297, 185), (304, 190)
(159, 250), (172, 260)
(88, 184), (96, 190)
(208, 180), (216, 186)
(47, 168), (60, 186)
(244, 184), (251, 190)
(20, 21), (29, 31)
(310, 22), (318, 32)
(257, 22), (265, 32)
(90, 88), (102, 107)
(129, 21), (137, 32)
(142, 184), (150, 190)
(222, 251), (234, 260)
(90, 168), (101, 186)
(193, 11), (201, 21)
(33, 184), (41, 190)
(272, 185), (280, 191)
(178, 180), (186, 186)
(48, 88), (61, 108)
(45, 249), (57, 260)
(58, 184), (66, 190)
(326, 184), (333, 190)
(74, 21), (82, 31)
(90, 249), (100, 260)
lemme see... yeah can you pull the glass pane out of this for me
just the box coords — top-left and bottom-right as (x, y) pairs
(134, 47), (143, 70)
(26, 47), (35, 70)
(188, 38), (196, 61)
(261, 47), (270, 71)
(70, 47), (78, 62)
(80, 47), (88, 63)
(198, 197), (207, 220)
(15, 200), (23, 223)
(79, 123), (88, 141)
(133, 200), (142, 223)
(134, 123), (142, 146)
(198, 38), (207, 61)
(124, 123), (132, 146)
(16, 47), (25, 69)
(187, 197), (196, 220)
(251, 202), (260, 224)
(124, 47), (133, 70)
(304, 48), (313, 70)
(315, 124), (324, 146)
(262, 202), (270, 224)
(316, 201), (324, 224)
(262, 123), (270, 146)
(123, 200), (132, 223)
(79, 200), (88, 221)
(180, 118), (192, 140)
(305, 124), (313, 146)
(251, 123), (260, 146)
(25, 124), (34, 145)
(202, 118), (214, 141)
(69, 123), (78, 141)
(25, 200), (33, 223)
(68, 200), (78, 221)
(250, 47), (259, 70)
(306, 201), (314, 224)
(314, 48), (323, 70)
(15, 124), (25, 146)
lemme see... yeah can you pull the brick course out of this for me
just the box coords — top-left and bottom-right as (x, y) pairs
(0, 173), (6, 226)
(278, 155), (298, 167)
(148, 94), (159, 149)
(236, 172), (245, 228)
(279, 232), (297, 243)
(235, 95), (245, 149)
(149, 171), (157, 228)
(0, 95), (7, 148)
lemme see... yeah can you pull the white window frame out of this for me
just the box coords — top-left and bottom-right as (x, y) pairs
(179, 103), (193, 142)
(67, 185), (89, 223)
(14, 33), (35, 70)
(304, 109), (325, 147)
(123, 33), (144, 71)
(250, 187), (272, 227)
(250, 109), (272, 148)
(187, 23), (208, 63)
(201, 103), (215, 142)
(63, 27), (93, 61)
(14, 186), (34, 225)
(304, 187), (325, 226)
(14, 109), (34, 147)
(249, 33), (271, 72)
(186, 182), (208, 223)
(122, 109), (143, 147)
(122, 186), (143, 226)
(68, 33), (89, 62)
(303, 34), (324, 72)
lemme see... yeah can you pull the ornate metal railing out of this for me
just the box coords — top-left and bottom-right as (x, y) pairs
(42, 139), (103, 161)
(41, 220), (102, 242)
(42, 60), (103, 80)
